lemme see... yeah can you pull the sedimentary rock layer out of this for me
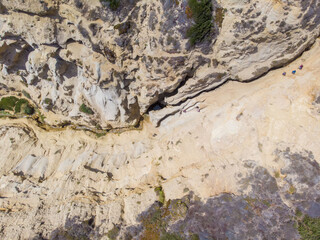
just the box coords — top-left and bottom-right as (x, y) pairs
(0, 36), (320, 239)
(0, 0), (319, 128)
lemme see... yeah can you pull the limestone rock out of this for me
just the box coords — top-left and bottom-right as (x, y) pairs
(0, 37), (320, 239)
(0, 0), (319, 129)
(1, 1), (320, 239)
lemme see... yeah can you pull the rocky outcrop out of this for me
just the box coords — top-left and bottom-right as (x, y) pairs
(0, 0), (319, 129)
(1, 0), (320, 239)
(0, 37), (320, 239)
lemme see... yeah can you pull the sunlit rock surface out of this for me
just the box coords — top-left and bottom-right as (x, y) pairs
(1, 0), (320, 239)
(0, 0), (319, 128)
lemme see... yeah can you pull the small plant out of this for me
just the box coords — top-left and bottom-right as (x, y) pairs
(295, 210), (320, 239)
(288, 185), (296, 194)
(186, 0), (213, 46)
(15, 99), (29, 113)
(38, 112), (46, 122)
(95, 132), (106, 138)
(155, 186), (165, 205)
(24, 104), (34, 115)
(100, 0), (120, 11)
(44, 98), (52, 105)
(79, 103), (94, 115)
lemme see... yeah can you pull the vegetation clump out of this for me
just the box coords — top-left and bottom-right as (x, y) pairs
(44, 98), (52, 105)
(0, 96), (19, 111)
(0, 96), (34, 115)
(139, 195), (191, 240)
(295, 210), (320, 239)
(186, 0), (213, 46)
(100, 0), (120, 11)
(15, 99), (30, 114)
(79, 103), (94, 115)
(155, 186), (166, 205)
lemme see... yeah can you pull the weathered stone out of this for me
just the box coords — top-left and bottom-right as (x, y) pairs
(0, 1), (320, 239)
(0, 0), (319, 129)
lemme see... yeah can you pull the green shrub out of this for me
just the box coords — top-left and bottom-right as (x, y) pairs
(15, 99), (34, 115)
(0, 96), (34, 115)
(22, 90), (31, 99)
(186, 0), (213, 46)
(14, 99), (28, 113)
(24, 105), (35, 115)
(79, 103), (94, 115)
(0, 96), (19, 111)
(296, 212), (320, 240)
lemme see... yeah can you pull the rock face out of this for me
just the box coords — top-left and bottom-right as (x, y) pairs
(0, 35), (320, 239)
(0, 0), (319, 129)
(1, 0), (320, 239)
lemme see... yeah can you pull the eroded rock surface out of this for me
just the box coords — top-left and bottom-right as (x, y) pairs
(0, 0), (319, 129)
(0, 35), (320, 239)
